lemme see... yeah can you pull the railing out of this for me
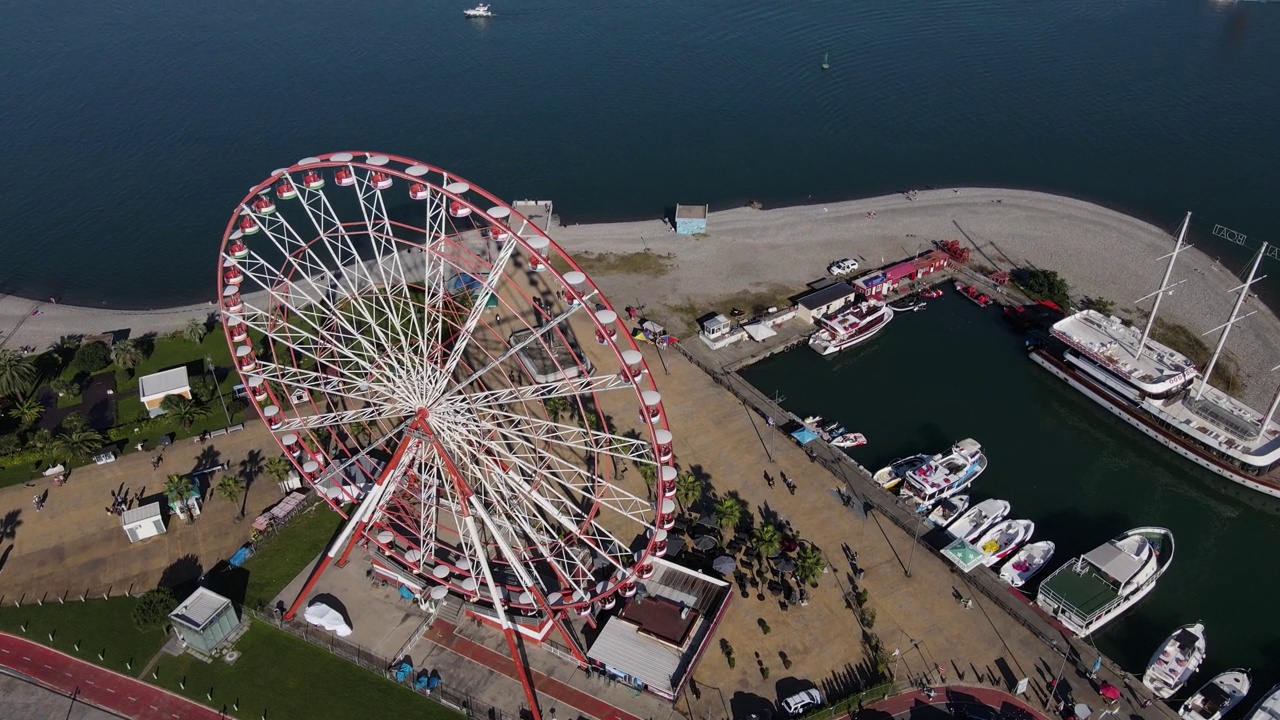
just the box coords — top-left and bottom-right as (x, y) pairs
(797, 681), (896, 720)
(246, 608), (523, 720)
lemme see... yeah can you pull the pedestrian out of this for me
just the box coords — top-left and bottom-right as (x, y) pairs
(32, 495), (42, 512)
(105, 506), (114, 515)
(1140, 699), (1153, 709)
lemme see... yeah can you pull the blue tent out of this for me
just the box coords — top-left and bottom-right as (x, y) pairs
(448, 273), (483, 295)
(791, 427), (820, 445)
(229, 545), (254, 567)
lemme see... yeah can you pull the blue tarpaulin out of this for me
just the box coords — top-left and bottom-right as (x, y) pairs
(398, 585), (414, 600)
(229, 546), (253, 567)
(791, 427), (820, 445)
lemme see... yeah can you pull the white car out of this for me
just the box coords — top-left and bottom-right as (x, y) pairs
(781, 689), (823, 716)
(827, 258), (859, 276)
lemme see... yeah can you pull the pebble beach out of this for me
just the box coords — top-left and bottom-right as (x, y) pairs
(4, 187), (1279, 407)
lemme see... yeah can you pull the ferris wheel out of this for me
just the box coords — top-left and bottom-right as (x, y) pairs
(216, 153), (678, 698)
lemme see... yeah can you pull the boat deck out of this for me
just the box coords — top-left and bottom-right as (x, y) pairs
(1054, 310), (1194, 387)
(1040, 563), (1119, 618)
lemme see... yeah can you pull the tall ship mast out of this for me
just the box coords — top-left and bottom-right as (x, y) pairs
(1028, 213), (1280, 499)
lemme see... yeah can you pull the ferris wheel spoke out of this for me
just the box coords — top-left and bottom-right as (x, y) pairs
(471, 407), (653, 463)
(439, 302), (586, 399)
(462, 372), (636, 408)
(275, 406), (409, 433)
(431, 238), (519, 397)
(247, 360), (396, 407)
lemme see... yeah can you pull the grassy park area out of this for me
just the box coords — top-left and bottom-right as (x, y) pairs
(241, 503), (347, 611)
(153, 622), (462, 720)
(0, 596), (168, 676)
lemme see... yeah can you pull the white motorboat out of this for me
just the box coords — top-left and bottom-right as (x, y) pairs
(831, 432), (867, 448)
(926, 495), (969, 528)
(947, 498), (1010, 542)
(802, 415), (823, 426)
(999, 540), (1055, 588)
(809, 301), (894, 355)
(1036, 527), (1174, 637)
(975, 519), (1034, 567)
(1181, 670), (1252, 720)
(873, 453), (930, 490)
(1242, 683), (1280, 720)
(900, 438), (987, 511)
(464, 3), (493, 17)
(1143, 623), (1207, 699)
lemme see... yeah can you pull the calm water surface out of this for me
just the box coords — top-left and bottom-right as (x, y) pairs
(741, 293), (1280, 688)
(2, 0), (1279, 306)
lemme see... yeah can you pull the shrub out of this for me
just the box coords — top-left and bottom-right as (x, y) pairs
(759, 619), (772, 635)
(131, 588), (178, 631)
(71, 342), (112, 374)
(1020, 268), (1071, 311)
(0, 433), (21, 455)
(761, 666), (770, 679)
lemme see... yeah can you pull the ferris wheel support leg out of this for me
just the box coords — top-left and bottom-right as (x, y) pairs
(503, 626), (544, 720)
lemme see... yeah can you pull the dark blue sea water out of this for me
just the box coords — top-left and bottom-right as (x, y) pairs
(1, 0), (1278, 307)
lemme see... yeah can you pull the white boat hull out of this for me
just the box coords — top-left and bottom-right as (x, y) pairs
(1030, 350), (1280, 500)
(1181, 671), (1252, 720)
(976, 519), (1035, 567)
(998, 540), (1054, 588)
(948, 499), (1010, 542)
(1143, 622), (1207, 699)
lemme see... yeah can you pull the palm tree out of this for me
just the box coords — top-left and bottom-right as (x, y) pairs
(543, 396), (569, 421)
(215, 474), (244, 507)
(263, 455), (292, 483)
(7, 396), (43, 426)
(51, 427), (104, 461)
(795, 544), (827, 586)
(29, 428), (54, 455)
(160, 394), (210, 429)
(61, 411), (87, 432)
(713, 496), (743, 532)
(110, 339), (144, 371)
(49, 377), (78, 398)
(183, 318), (207, 344)
(752, 523), (783, 560)
(675, 471), (703, 513)
(635, 462), (657, 495)
(163, 474), (192, 507)
(0, 350), (37, 399)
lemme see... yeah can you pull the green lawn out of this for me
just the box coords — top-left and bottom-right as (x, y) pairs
(242, 504), (347, 611)
(0, 596), (168, 675)
(153, 623), (462, 720)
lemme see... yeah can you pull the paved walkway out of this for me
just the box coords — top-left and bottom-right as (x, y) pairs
(0, 632), (224, 720)
(865, 685), (1050, 720)
(423, 620), (645, 720)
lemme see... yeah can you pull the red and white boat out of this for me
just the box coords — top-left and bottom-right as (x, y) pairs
(808, 301), (893, 356)
(956, 281), (992, 307)
(921, 287), (944, 299)
(830, 432), (867, 449)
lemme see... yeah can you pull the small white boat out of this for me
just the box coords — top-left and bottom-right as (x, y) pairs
(464, 3), (493, 17)
(873, 453), (929, 490)
(1143, 623), (1207, 699)
(1242, 683), (1280, 720)
(947, 498), (1010, 542)
(926, 495), (969, 528)
(831, 432), (867, 448)
(1180, 670), (1252, 720)
(999, 540), (1055, 587)
(975, 519), (1034, 567)
(802, 415), (823, 426)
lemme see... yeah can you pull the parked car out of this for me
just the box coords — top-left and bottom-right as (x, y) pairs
(781, 688), (823, 716)
(827, 258), (860, 276)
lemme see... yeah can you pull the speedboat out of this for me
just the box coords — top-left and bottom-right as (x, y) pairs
(926, 494), (969, 528)
(1243, 683), (1280, 720)
(464, 3), (493, 17)
(802, 415), (823, 426)
(921, 287), (944, 299)
(900, 439), (987, 511)
(1143, 623), (1207, 699)
(975, 519), (1034, 567)
(831, 432), (867, 449)
(1036, 527), (1174, 637)
(947, 498), (1010, 542)
(873, 453), (930, 490)
(1180, 671), (1252, 720)
(999, 540), (1055, 588)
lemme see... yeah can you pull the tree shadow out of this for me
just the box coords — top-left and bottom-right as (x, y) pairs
(159, 554), (204, 597)
(0, 509), (22, 541)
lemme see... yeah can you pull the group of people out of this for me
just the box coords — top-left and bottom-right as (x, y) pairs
(762, 470), (798, 495)
(106, 488), (136, 516)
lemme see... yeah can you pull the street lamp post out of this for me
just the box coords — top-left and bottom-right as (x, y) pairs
(206, 355), (232, 427)
(1045, 642), (1070, 709)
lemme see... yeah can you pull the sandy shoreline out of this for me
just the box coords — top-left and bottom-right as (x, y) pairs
(4, 187), (1278, 406)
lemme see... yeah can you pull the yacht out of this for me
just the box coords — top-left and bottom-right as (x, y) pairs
(1036, 527), (1174, 637)
(1181, 671), (1252, 720)
(975, 519), (1034, 567)
(873, 453), (930, 490)
(809, 301), (894, 355)
(925, 495), (969, 528)
(464, 3), (493, 17)
(1243, 683), (1280, 720)
(947, 498), (1010, 543)
(1143, 623), (1207, 699)
(899, 439), (987, 511)
(1029, 213), (1280, 500)
(999, 540), (1055, 588)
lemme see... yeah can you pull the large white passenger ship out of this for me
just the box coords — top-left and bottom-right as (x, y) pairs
(1029, 213), (1280, 499)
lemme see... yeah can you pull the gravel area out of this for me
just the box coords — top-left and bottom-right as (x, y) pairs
(4, 188), (1278, 406)
(551, 187), (1280, 408)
